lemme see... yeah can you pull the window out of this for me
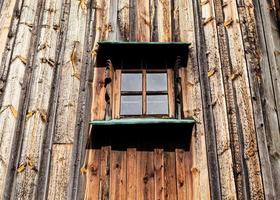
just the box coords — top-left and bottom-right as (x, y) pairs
(95, 42), (190, 120)
(120, 71), (169, 116)
(111, 65), (175, 119)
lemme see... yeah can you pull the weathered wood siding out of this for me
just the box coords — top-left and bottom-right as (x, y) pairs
(0, 0), (279, 199)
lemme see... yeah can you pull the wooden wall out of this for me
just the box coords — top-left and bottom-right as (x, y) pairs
(0, 0), (279, 199)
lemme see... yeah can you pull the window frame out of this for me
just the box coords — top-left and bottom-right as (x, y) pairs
(113, 68), (175, 119)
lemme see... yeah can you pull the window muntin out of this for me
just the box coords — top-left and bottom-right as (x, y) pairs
(120, 70), (169, 117)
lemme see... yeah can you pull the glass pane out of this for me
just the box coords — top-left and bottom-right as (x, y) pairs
(147, 95), (168, 115)
(121, 73), (142, 91)
(121, 95), (142, 115)
(147, 73), (167, 91)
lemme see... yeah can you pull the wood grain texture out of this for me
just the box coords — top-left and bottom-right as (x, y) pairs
(84, 150), (101, 200)
(255, 1), (280, 198)
(0, 0), (278, 199)
(164, 152), (177, 200)
(136, 151), (154, 200)
(154, 149), (164, 200)
(0, 0), (17, 68)
(136, 0), (150, 41)
(175, 149), (187, 200)
(222, 0), (264, 198)
(127, 148), (137, 200)
(0, 0), (40, 198)
(53, 0), (88, 144)
(179, 0), (211, 199)
(110, 150), (127, 200)
(14, 0), (64, 198)
(100, 146), (111, 200)
(237, 0), (278, 198)
(47, 144), (72, 200)
(200, 0), (237, 199)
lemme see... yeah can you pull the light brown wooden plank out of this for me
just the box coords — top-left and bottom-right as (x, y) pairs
(127, 148), (137, 200)
(175, 149), (187, 200)
(137, 151), (154, 200)
(84, 150), (101, 200)
(136, 0), (150, 41)
(157, 0), (171, 42)
(167, 69), (175, 118)
(178, 0), (211, 198)
(164, 152), (177, 200)
(47, 144), (72, 200)
(110, 150), (127, 200)
(100, 146), (111, 200)
(185, 151), (193, 200)
(112, 69), (121, 119)
(154, 149), (164, 200)
(0, 0), (17, 67)
(91, 67), (106, 120)
(117, 0), (130, 41)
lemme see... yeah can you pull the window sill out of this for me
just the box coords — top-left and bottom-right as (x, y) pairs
(90, 118), (195, 126)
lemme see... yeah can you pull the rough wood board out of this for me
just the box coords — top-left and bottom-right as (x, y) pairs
(136, 151), (154, 200)
(84, 149), (101, 200)
(117, 0), (129, 41)
(0, 0), (17, 68)
(91, 67), (106, 120)
(14, 0), (63, 198)
(110, 150), (127, 200)
(175, 149), (187, 200)
(222, 0), (264, 198)
(0, 0), (38, 197)
(256, 0), (280, 198)
(154, 149), (164, 200)
(54, 0), (88, 143)
(126, 148), (137, 200)
(99, 146), (111, 200)
(238, 0), (278, 198)
(164, 152), (177, 200)
(201, 0), (237, 199)
(157, 0), (171, 42)
(179, 0), (211, 198)
(136, 0), (150, 41)
(47, 144), (72, 200)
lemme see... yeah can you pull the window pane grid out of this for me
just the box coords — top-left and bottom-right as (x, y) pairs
(120, 70), (169, 116)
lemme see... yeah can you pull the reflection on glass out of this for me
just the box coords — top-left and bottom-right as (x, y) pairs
(147, 95), (168, 115)
(121, 95), (142, 115)
(147, 73), (167, 91)
(121, 73), (142, 91)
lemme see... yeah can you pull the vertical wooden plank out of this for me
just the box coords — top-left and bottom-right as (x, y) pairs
(110, 151), (127, 200)
(84, 150), (101, 200)
(47, 144), (72, 200)
(15, 0), (64, 198)
(167, 69), (175, 118)
(254, 0), (280, 198)
(185, 151), (193, 200)
(112, 69), (121, 119)
(100, 146), (111, 200)
(127, 148), (137, 200)
(91, 67), (106, 120)
(200, 0), (237, 199)
(178, 0), (211, 199)
(154, 149), (164, 200)
(136, 0), (150, 41)
(175, 149), (186, 200)
(137, 151), (154, 200)
(117, 0), (129, 41)
(222, 0), (264, 198)
(0, 0), (17, 67)
(0, 0), (40, 198)
(164, 152), (177, 200)
(157, 0), (171, 41)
